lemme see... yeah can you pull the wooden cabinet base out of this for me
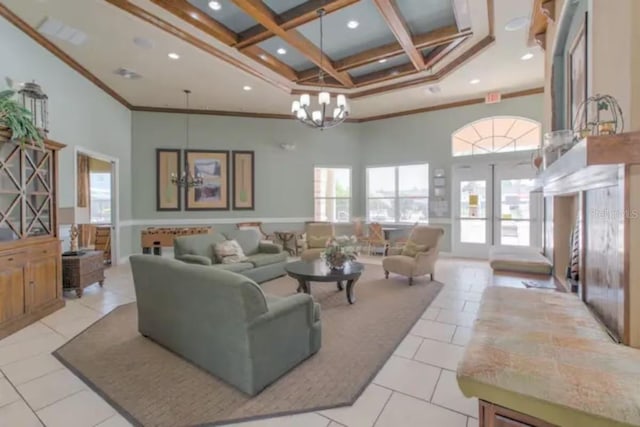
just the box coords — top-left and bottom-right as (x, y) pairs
(0, 298), (64, 341)
(480, 401), (557, 427)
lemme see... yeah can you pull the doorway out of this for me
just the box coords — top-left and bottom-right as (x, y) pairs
(75, 148), (118, 265)
(452, 161), (542, 258)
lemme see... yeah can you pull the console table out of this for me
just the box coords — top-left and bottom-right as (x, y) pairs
(62, 251), (105, 297)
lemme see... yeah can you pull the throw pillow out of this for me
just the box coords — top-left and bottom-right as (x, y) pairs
(401, 241), (429, 257)
(214, 240), (248, 264)
(308, 235), (330, 249)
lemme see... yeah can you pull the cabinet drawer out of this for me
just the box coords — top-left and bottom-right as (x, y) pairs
(0, 251), (26, 269)
(28, 242), (60, 259)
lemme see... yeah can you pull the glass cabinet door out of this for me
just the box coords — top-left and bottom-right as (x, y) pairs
(23, 145), (53, 237)
(0, 142), (22, 241)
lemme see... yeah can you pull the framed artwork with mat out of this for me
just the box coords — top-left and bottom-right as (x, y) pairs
(232, 151), (255, 210)
(156, 149), (181, 211)
(567, 12), (588, 129)
(184, 150), (230, 211)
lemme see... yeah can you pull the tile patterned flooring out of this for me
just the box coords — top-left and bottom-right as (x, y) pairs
(0, 256), (514, 427)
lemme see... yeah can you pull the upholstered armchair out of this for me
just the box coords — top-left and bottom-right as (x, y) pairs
(300, 221), (334, 261)
(382, 225), (444, 285)
(236, 221), (274, 243)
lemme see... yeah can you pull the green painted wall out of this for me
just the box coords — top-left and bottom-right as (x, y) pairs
(132, 111), (364, 221)
(0, 16), (133, 258)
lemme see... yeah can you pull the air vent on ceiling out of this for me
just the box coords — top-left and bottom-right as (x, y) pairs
(426, 85), (441, 94)
(114, 68), (142, 80)
(37, 17), (87, 46)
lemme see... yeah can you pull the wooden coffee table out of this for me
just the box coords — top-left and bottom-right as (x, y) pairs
(284, 260), (364, 304)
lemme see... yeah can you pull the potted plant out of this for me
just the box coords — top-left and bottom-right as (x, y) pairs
(0, 78), (44, 148)
(321, 236), (358, 270)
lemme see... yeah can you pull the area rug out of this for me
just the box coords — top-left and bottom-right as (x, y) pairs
(54, 265), (442, 427)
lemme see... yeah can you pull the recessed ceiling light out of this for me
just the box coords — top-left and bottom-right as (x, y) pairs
(378, 58), (387, 64)
(168, 52), (180, 60)
(470, 79), (480, 84)
(390, 70), (399, 76)
(208, 1), (221, 11)
(504, 16), (529, 31)
(259, 54), (268, 60)
(521, 52), (534, 61)
(276, 48), (287, 55)
(243, 85), (252, 91)
(347, 20), (359, 29)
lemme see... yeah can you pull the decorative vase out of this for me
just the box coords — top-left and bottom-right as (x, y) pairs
(329, 261), (345, 271)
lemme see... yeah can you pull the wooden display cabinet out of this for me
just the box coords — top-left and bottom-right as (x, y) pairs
(0, 139), (65, 340)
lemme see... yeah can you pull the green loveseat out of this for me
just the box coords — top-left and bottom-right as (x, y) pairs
(173, 229), (287, 283)
(130, 255), (322, 396)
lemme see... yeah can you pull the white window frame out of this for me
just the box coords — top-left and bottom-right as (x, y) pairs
(365, 163), (429, 224)
(313, 166), (352, 223)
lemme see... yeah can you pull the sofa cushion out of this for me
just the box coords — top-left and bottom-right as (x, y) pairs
(174, 233), (226, 261)
(214, 240), (249, 264)
(247, 252), (287, 268)
(401, 241), (429, 257)
(308, 236), (329, 249)
(224, 229), (261, 256)
(212, 262), (254, 273)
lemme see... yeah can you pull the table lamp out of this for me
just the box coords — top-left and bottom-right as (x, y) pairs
(58, 207), (90, 253)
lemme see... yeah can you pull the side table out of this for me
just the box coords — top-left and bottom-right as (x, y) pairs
(62, 250), (105, 297)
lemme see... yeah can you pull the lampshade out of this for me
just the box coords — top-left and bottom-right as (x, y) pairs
(58, 207), (90, 225)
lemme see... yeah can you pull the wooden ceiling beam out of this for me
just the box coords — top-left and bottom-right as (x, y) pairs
(230, 0), (353, 87)
(353, 63), (416, 86)
(240, 46), (299, 81)
(147, 0), (238, 45)
(237, 0), (360, 48)
(372, 0), (424, 70)
(296, 25), (470, 82)
(424, 36), (468, 70)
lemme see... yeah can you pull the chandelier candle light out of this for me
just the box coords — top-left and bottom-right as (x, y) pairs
(171, 89), (204, 188)
(291, 8), (349, 129)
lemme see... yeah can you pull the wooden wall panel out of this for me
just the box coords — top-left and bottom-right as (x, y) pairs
(584, 184), (625, 341)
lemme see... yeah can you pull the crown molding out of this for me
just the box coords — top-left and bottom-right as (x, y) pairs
(0, 3), (132, 108)
(132, 87), (544, 123)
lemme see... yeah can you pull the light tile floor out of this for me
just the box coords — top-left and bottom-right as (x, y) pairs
(0, 256), (518, 427)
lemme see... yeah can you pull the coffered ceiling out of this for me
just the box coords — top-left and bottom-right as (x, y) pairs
(0, 0), (544, 119)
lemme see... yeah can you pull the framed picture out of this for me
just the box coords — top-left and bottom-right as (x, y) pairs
(232, 151), (255, 210)
(567, 13), (588, 129)
(156, 149), (181, 211)
(184, 150), (230, 211)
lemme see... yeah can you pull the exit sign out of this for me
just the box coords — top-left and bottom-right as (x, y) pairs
(485, 92), (502, 104)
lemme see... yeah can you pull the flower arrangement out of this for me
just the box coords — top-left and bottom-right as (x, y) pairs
(321, 235), (358, 270)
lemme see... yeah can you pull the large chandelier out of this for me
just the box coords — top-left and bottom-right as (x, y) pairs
(291, 8), (349, 129)
(171, 90), (204, 188)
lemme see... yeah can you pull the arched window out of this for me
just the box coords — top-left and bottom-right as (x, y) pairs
(452, 116), (541, 157)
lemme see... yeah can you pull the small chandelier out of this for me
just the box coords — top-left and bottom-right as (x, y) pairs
(291, 8), (349, 130)
(171, 90), (203, 188)
(18, 81), (49, 135)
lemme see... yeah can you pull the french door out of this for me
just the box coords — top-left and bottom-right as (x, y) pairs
(453, 162), (541, 258)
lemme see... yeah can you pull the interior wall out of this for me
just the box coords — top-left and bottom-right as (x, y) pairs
(0, 16), (133, 258)
(132, 112), (362, 209)
(358, 94), (544, 252)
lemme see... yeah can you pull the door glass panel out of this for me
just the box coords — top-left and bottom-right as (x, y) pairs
(500, 179), (534, 219)
(460, 180), (486, 218)
(501, 221), (530, 246)
(461, 219), (486, 243)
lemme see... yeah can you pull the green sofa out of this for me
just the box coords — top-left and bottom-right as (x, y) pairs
(129, 255), (322, 396)
(173, 229), (288, 283)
